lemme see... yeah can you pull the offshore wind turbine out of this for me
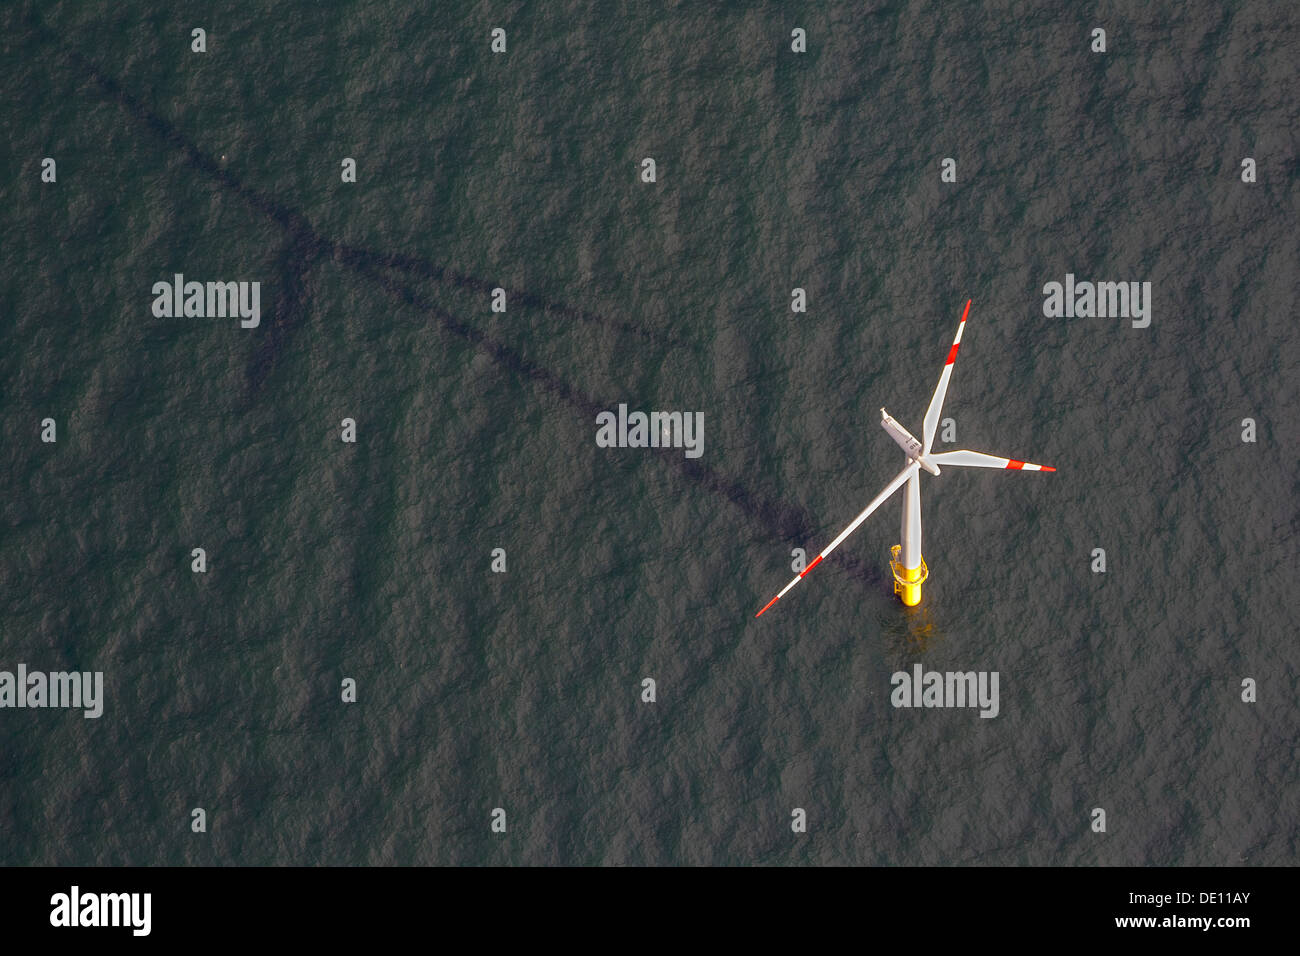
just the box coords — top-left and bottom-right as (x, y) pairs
(754, 300), (1055, 617)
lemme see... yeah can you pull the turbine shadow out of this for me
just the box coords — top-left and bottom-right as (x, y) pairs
(51, 31), (890, 607)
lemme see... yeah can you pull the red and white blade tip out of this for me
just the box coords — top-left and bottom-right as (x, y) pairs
(944, 299), (972, 366)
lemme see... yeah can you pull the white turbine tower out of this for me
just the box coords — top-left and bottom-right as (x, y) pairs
(754, 300), (1055, 617)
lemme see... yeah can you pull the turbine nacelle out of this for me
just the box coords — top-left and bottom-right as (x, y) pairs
(880, 408), (941, 475)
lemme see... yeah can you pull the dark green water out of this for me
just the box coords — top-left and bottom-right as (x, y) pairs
(1, 1), (1296, 864)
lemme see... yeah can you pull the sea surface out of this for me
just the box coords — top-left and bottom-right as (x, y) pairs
(1, 0), (1296, 865)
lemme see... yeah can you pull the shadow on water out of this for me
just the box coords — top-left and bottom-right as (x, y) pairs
(46, 26), (895, 602)
(247, 232), (326, 395)
(49, 30), (692, 377)
(334, 243), (696, 351)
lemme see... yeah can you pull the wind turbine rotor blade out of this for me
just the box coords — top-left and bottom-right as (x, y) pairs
(928, 449), (1056, 472)
(921, 299), (972, 455)
(754, 461), (921, 617)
